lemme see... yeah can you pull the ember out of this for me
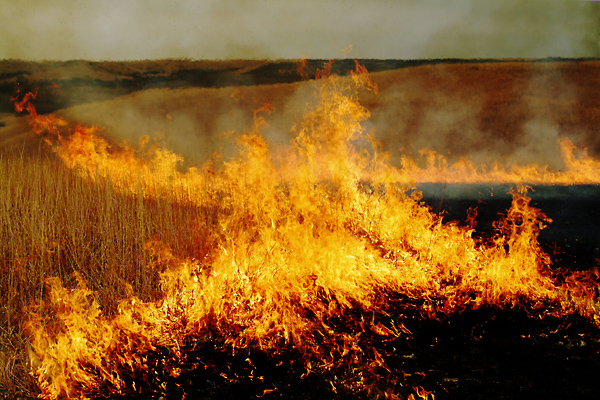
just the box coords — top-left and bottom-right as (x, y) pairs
(10, 61), (600, 399)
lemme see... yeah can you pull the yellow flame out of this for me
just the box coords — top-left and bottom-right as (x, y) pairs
(14, 62), (600, 399)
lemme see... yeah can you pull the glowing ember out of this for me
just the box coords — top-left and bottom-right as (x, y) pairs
(13, 62), (600, 399)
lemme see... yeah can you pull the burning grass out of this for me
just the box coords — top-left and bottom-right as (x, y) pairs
(2, 61), (600, 399)
(0, 150), (212, 396)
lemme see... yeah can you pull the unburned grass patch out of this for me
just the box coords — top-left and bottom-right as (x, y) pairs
(0, 145), (218, 397)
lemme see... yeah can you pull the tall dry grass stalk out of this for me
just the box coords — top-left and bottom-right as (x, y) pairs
(0, 144), (214, 397)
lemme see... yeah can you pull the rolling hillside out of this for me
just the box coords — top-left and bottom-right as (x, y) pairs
(2, 58), (600, 170)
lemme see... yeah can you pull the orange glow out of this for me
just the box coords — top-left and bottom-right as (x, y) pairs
(15, 62), (600, 399)
(12, 91), (196, 204)
(390, 137), (600, 185)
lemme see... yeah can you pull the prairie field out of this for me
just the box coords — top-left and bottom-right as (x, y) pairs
(1, 59), (600, 399)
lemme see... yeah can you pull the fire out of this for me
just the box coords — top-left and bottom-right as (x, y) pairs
(389, 137), (600, 185)
(14, 62), (600, 399)
(11, 89), (198, 205)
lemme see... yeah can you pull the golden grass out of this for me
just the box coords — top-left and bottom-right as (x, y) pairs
(0, 146), (218, 397)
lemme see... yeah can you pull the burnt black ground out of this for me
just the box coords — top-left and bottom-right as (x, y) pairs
(406, 184), (600, 399)
(129, 309), (600, 400)
(417, 183), (600, 272)
(408, 309), (600, 399)
(94, 184), (600, 400)
(169, 184), (600, 400)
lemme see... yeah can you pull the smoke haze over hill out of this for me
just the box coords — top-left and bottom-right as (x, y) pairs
(1, 0), (599, 61)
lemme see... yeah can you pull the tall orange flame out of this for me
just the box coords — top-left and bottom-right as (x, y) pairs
(15, 63), (600, 399)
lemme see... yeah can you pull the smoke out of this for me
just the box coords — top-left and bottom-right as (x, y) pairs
(58, 81), (311, 168)
(52, 57), (599, 177)
(366, 59), (598, 171)
(368, 66), (502, 168)
(513, 65), (575, 170)
(419, 0), (600, 59)
(1, 0), (599, 60)
(60, 87), (234, 166)
(368, 73), (485, 167)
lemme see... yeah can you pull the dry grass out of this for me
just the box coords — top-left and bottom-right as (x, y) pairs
(0, 145), (217, 398)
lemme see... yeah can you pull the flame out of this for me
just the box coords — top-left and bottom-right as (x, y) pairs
(15, 64), (600, 399)
(388, 137), (600, 185)
(11, 90), (199, 205)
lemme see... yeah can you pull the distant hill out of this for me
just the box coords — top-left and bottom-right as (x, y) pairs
(3, 58), (600, 167)
(2, 58), (598, 115)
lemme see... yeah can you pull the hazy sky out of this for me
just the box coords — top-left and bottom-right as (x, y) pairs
(2, 0), (599, 60)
